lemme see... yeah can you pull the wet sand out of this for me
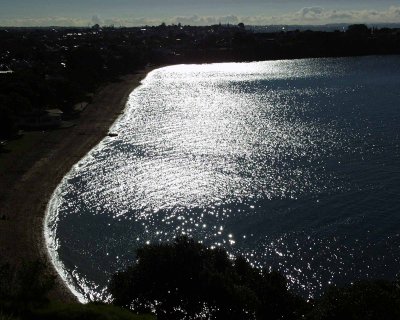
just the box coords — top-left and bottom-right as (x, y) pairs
(0, 70), (151, 302)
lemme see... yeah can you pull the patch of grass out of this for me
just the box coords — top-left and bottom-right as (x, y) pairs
(0, 132), (43, 174)
(0, 312), (19, 320)
(31, 302), (155, 320)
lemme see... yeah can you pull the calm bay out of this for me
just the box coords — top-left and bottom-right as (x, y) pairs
(46, 56), (400, 301)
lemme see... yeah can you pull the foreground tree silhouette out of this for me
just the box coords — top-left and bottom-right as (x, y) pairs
(0, 260), (55, 317)
(307, 280), (400, 320)
(109, 237), (308, 320)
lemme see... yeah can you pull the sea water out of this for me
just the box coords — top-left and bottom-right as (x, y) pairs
(45, 56), (400, 301)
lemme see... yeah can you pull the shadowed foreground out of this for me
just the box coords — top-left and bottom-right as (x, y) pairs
(1, 238), (400, 319)
(109, 237), (400, 320)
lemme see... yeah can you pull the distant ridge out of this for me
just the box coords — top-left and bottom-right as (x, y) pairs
(1, 23), (400, 31)
(248, 23), (400, 32)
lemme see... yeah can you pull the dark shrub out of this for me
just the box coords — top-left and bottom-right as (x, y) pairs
(109, 237), (307, 320)
(30, 302), (155, 320)
(307, 280), (400, 320)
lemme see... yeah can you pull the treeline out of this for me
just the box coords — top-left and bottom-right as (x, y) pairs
(0, 28), (150, 139)
(189, 23), (400, 63)
(2, 237), (400, 319)
(140, 23), (400, 64)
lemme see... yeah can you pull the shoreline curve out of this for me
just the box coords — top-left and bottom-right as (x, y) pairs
(0, 68), (153, 302)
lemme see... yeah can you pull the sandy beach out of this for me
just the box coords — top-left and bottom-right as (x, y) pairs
(0, 69), (150, 302)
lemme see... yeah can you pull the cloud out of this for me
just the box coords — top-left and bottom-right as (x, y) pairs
(299, 7), (324, 20)
(0, 16), (88, 27)
(170, 14), (239, 25)
(0, 6), (400, 27)
(110, 7), (400, 26)
(253, 6), (400, 25)
(91, 15), (102, 26)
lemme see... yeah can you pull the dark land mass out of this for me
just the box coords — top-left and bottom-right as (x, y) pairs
(0, 23), (399, 305)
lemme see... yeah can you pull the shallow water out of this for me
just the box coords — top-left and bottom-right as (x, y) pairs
(46, 56), (400, 301)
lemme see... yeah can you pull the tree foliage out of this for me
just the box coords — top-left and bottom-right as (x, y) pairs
(0, 260), (55, 316)
(307, 280), (400, 320)
(30, 302), (155, 320)
(109, 237), (307, 320)
(347, 24), (370, 35)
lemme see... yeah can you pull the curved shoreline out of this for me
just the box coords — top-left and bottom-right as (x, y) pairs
(0, 69), (152, 302)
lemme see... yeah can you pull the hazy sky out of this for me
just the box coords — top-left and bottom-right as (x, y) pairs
(0, 0), (400, 26)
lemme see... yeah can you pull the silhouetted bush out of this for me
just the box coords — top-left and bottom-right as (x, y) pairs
(109, 237), (308, 320)
(0, 261), (155, 320)
(347, 24), (370, 35)
(307, 280), (400, 320)
(30, 302), (155, 320)
(0, 104), (17, 139)
(0, 260), (55, 316)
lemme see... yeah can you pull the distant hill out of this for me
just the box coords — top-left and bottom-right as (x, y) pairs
(248, 23), (400, 33)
